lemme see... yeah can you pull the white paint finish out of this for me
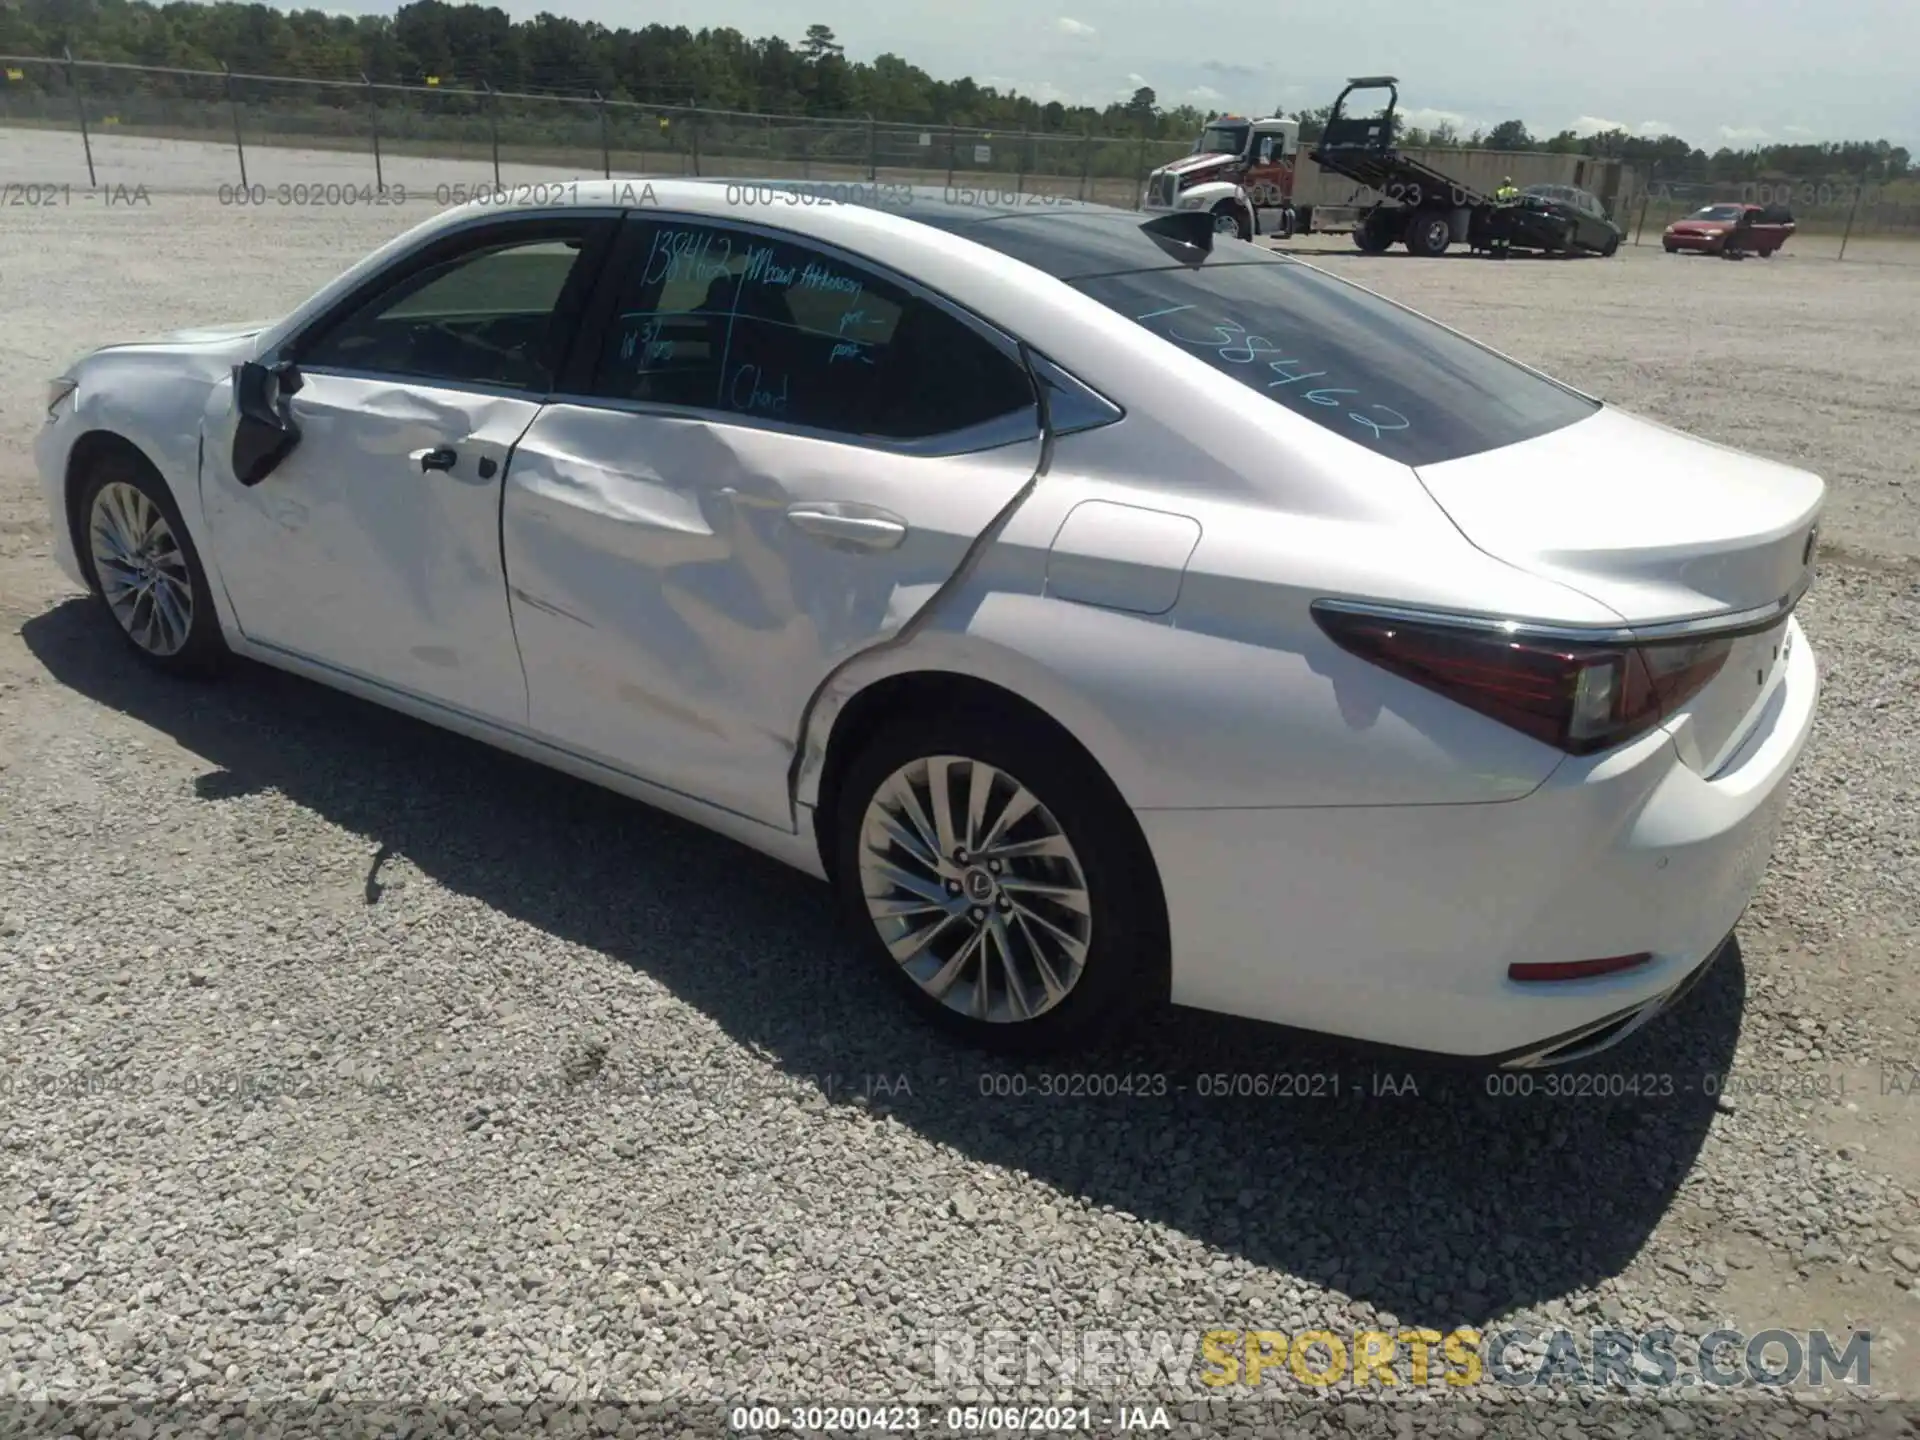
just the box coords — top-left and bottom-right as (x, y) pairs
(200, 372), (538, 726)
(34, 180), (1835, 1060)
(38, 332), (266, 601)
(1143, 620), (1818, 1054)
(1415, 404), (1824, 621)
(1044, 500), (1201, 615)
(501, 403), (1042, 830)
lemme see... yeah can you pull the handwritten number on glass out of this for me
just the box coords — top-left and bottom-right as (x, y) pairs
(1135, 305), (1413, 440)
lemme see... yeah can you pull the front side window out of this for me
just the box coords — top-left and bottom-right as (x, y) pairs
(1073, 259), (1599, 465)
(587, 221), (1036, 442)
(299, 230), (591, 391)
(1198, 123), (1249, 156)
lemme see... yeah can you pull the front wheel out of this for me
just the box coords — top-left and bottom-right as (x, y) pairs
(833, 712), (1165, 1054)
(74, 451), (228, 677)
(1211, 201), (1251, 242)
(1600, 233), (1620, 257)
(1353, 211), (1395, 253)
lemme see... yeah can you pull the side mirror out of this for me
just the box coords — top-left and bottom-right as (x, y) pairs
(231, 359), (304, 487)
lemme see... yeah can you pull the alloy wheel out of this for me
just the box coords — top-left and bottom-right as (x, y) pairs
(89, 481), (194, 657)
(857, 755), (1093, 1023)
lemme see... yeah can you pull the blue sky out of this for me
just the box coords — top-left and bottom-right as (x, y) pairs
(321, 0), (1915, 148)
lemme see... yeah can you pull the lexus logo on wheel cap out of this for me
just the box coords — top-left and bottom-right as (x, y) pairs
(963, 869), (995, 903)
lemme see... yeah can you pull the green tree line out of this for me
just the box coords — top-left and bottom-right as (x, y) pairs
(2, 0), (1910, 179)
(1290, 107), (1909, 184)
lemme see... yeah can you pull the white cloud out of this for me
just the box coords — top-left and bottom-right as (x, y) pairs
(1054, 16), (1096, 37)
(1718, 124), (1771, 143)
(1570, 115), (1674, 137)
(1187, 85), (1224, 105)
(976, 74), (1078, 104)
(1400, 106), (1478, 134)
(1198, 60), (1268, 80)
(1125, 72), (1150, 88)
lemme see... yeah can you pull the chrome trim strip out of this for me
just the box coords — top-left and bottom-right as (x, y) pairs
(1311, 571), (1811, 648)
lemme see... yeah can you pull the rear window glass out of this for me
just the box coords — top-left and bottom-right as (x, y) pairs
(1071, 260), (1599, 465)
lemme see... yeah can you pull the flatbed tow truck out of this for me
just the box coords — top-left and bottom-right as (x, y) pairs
(1311, 76), (1604, 256)
(1309, 75), (1492, 255)
(1141, 75), (1598, 257)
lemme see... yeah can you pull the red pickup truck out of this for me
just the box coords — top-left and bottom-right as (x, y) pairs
(1663, 202), (1796, 258)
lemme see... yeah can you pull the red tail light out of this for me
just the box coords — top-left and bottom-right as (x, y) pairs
(1311, 605), (1733, 756)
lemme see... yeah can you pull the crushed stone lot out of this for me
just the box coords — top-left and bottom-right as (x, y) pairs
(1, 137), (1919, 1436)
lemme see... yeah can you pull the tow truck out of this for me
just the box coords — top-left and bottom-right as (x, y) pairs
(1139, 114), (1363, 240)
(1307, 75), (1497, 255)
(1309, 76), (1618, 257)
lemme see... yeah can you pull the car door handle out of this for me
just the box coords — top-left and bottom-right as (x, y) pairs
(785, 502), (908, 552)
(410, 446), (457, 473)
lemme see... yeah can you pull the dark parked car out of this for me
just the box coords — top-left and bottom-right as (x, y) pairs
(1473, 184), (1623, 256)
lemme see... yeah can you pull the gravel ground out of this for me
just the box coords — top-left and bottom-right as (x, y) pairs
(1, 138), (1918, 1437)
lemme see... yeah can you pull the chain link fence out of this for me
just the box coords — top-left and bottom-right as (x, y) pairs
(8, 55), (1916, 262)
(0, 53), (1189, 209)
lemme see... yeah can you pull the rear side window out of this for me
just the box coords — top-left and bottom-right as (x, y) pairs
(1072, 261), (1599, 465)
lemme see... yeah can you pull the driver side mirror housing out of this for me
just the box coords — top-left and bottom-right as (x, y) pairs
(231, 358), (304, 488)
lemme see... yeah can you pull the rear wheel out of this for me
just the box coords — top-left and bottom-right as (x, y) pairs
(833, 710), (1165, 1054)
(1403, 210), (1452, 257)
(73, 450), (228, 677)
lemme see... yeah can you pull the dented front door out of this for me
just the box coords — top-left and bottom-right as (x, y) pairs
(200, 372), (539, 726)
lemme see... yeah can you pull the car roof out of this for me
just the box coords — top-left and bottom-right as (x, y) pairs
(445, 177), (1286, 282)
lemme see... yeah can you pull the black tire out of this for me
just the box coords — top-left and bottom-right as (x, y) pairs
(72, 448), (228, 678)
(1403, 210), (1451, 257)
(832, 708), (1166, 1055)
(1600, 233), (1620, 257)
(1353, 212), (1395, 253)
(1210, 200), (1252, 242)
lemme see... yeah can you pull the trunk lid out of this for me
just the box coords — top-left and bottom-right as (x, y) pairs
(1414, 404), (1823, 774)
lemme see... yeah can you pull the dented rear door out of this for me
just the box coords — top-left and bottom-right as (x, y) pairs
(501, 408), (1041, 830)
(498, 211), (1048, 831)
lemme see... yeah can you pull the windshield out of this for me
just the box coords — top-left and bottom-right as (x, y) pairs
(1196, 123), (1248, 156)
(1693, 205), (1743, 221)
(1072, 260), (1599, 465)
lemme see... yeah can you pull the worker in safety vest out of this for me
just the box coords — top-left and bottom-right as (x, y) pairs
(1489, 176), (1520, 257)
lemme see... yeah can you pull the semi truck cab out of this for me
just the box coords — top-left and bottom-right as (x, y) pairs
(1141, 115), (1303, 240)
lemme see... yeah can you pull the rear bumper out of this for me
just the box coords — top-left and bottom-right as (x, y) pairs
(1139, 617), (1818, 1060)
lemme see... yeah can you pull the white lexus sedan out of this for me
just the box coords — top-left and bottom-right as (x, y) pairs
(36, 179), (1822, 1064)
